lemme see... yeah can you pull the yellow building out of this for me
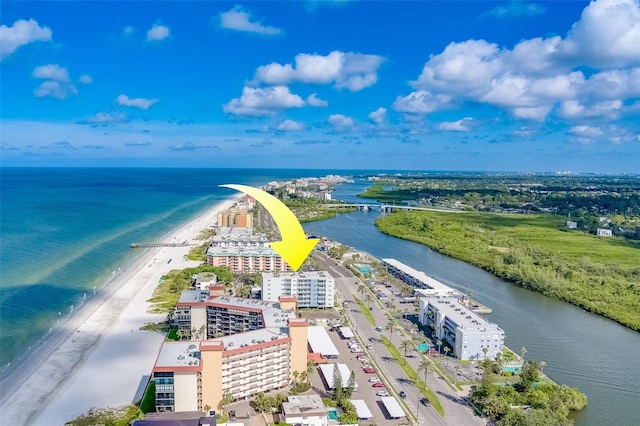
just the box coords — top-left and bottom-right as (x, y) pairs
(154, 294), (308, 413)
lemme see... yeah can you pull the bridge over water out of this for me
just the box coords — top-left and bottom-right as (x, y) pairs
(324, 203), (463, 213)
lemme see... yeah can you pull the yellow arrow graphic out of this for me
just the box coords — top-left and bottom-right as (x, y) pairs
(220, 184), (319, 272)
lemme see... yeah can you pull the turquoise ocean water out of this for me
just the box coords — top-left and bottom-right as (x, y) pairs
(0, 167), (367, 375)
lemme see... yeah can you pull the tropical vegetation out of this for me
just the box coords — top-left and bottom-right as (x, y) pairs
(376, 210), (640, 330)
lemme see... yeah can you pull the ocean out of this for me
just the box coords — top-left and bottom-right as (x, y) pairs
(0, 167), (369, 374)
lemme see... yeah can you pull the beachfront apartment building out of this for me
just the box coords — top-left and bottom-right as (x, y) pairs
(419, 297), (504, 361)
(206, 246), (291, 273)
(157, 292), (308, 413)
(217, 208), (253, 228)
(261, 271), (335, 308)
(210, 228), (268, 248)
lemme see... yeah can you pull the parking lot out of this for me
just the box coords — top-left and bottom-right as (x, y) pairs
(308, 324), (410, 425)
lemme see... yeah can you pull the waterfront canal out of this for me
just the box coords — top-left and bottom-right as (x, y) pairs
(302, 179), (640, 426)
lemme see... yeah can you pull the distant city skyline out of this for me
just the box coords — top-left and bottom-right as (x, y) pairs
(1, 0), (639, 172)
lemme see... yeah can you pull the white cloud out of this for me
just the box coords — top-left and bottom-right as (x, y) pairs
(219, 6), (282, 35)
(482, 1), (547, 18)
(277, 119), (304, 131)
(117, 95), (159, 110)
(147, 23), (170, 41)
(368, 107), (386, 125)
(393, 91), (452, 114)
(34, 81), (78, 99)
(438, 117), (474, 131)
(79, 74), (93, 84)
(223, 86), (305, 116)
(253, 50), (385, 91)
(558, 99), (623, 119)
(306, 93), (328, 107)
(122, 26), (135, 37)
(561, 0), (640, 68)
(328, 114), (355, 129)
(569, 125), (603, 138)
(78, 112), (128, 124)
(33, 64), (69, 82)
(397, 0), (640, 122)
(0, 19), (52, 61)
(32, 65), (77, 99)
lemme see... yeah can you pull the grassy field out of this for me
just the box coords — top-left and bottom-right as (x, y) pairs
(376, 211), (640, 330)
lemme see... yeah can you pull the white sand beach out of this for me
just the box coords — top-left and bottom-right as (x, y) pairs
(0, 196), (240, 426)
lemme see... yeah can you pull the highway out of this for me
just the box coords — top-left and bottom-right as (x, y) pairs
(314, 251), (486, 426)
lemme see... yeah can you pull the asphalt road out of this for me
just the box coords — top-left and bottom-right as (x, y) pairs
(315, 251), (486, 426)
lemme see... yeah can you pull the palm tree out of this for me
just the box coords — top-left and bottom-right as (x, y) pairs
(386, 320), (398, 341)
(454, 365), (460, 382)
(539, 361), (546, 375)
(364, 292), (373, 309)
(520, 346), (527, 360)
(357, 284), (367, 300)
(482, 347), (488, 361)
(436, 340), (443, 357)
(443, 346), (450, 364)
(418, 358), (435, 385)
(176, 329), (185, 341)
(399, 339), (414, 363)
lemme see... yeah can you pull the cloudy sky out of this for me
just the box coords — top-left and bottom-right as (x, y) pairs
(1, 0), (639, 172)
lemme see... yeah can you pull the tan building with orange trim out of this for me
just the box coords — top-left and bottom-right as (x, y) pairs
(154, 293), (308, 413)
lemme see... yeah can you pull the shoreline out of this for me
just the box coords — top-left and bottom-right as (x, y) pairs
(0, 194), (241, 425)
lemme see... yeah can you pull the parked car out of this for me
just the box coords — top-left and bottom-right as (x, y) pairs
(368, 377), (380, 383)
(375, 326), (384, 332)
(372, 382), (385, 388)
(420, 398), (429, 406)
(399, 391), (407, 399)
(363, 367), (375, 374)
(376, 391), (390, 397)
(351, 347), (364, 353)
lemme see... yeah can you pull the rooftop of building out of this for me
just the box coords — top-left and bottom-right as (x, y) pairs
(206, 245), (280, 257)
(424, 296), (503, 333)
(282, 394), (327, 416)
(215, 227), (254, 236)
(155, 341), (201, 369)
(217, 327), (290, 352)
(382, 258), (453, 291)
(211, 232), (267, 243)
(262, 271), (333, 280)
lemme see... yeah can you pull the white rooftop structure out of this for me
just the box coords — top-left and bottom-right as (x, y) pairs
(350, 400), (373, 419)
(318, 364), (357, 389)
(155, 341), (201, 369)
(424, 297), (497, 332)
(380, 396), (405, 419)
(339, 327), (354, 339)
(206, 245), (280, 257)
(215, 226), (254, 236)
(308, 326), (339, 358)
(382, 258), (462, 295)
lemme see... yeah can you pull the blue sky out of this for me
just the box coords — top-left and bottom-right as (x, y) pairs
(1, 0), (639, 172)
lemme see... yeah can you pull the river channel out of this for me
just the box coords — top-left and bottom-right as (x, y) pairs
(302, 179), (640, 426)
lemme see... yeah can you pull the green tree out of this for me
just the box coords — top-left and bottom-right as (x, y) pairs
(399, 339), (414, 363)
(344, 371), (356, 399)
(332, 364), (344, 401)
(518, 360), (540, 393)
(253, 392), (270, 413)
(436, 339), (443, 356)
(497, 408), (526, 426)
(418, 358), (435, 385)
(219, 390), (234, 414)
(385, 319), (399, 340)
(481, 395), (508, 420)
